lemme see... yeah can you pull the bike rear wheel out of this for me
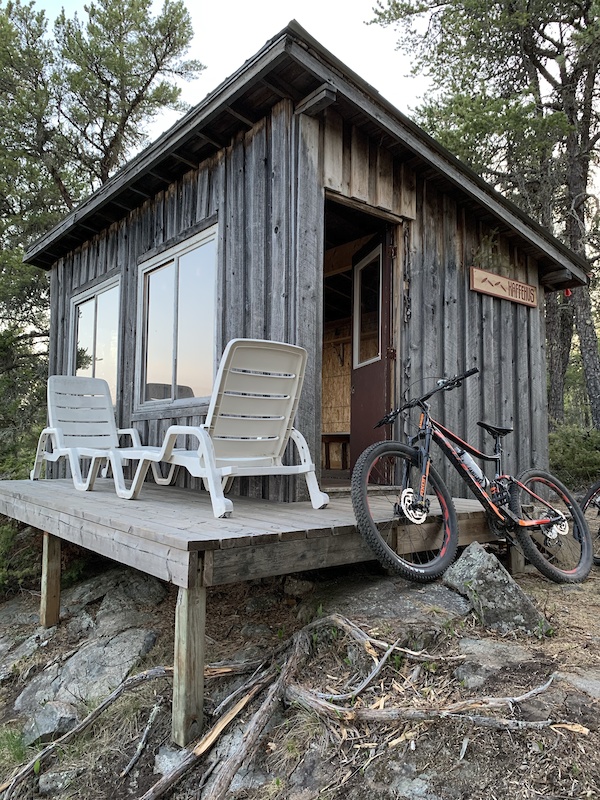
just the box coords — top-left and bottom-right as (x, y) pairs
(351, 441), (458, 582)
(509, 469), (592, 583)
(581, 479), (600, 566)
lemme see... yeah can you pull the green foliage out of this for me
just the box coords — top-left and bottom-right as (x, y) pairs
(0, 520), (41, 595)
(548, 424), (600, 491)
(0, 0), (203, 476)
(372, 0), (600, 425)
(0, 729), (28, 770)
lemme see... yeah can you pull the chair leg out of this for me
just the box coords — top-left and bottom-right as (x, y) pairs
(150, 462), (179, 486)
(109, 454), (153, 500)
(67, 451), (105, 492)
(30, 430), (50, 480)
(289, 429), (329, 509)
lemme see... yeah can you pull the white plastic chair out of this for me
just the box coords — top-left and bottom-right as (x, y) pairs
(31, 340), (329, 518)
(163, 338), (329, 515)
(30, 375), (164, 494)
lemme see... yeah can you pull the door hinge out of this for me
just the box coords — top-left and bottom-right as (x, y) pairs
(387, 347), (397, 360)
(389, 246), (398, 259)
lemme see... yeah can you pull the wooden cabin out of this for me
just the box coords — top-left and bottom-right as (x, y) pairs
(23, 22), (588, 499)
(6, 22), (590, 746)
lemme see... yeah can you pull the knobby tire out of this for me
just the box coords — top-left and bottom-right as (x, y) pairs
(581, 479), (600, 566)
(351, 441), (459, 582)
(510, 469), (592, 583)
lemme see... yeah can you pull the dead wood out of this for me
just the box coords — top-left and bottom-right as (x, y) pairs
(201, 630), (311, 800)
(0, 666), (173, 800)
(120, 697), (164, 778)
(304, 613), (465, 662)
(284, 674), (566, 732)
(138, 679), (268, 800)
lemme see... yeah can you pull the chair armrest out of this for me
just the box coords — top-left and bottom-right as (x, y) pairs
(117, 427), (143, 447)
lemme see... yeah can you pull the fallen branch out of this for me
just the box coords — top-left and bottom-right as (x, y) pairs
(285, 674), (561, 732)
(313, 638), (402, 702)
(304, 613), (465, 663)
(139, 680), (268, 800)
(202, 631), (311, 800)
(0, 666), (173, 800)
(120, 697), (164, 778)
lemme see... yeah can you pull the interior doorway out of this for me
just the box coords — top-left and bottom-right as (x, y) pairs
(322, 198), (398, 484)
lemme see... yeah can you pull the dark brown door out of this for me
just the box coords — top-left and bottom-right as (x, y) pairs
(350, 232), (394, 468)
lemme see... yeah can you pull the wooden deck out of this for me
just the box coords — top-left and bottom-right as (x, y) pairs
(0, 478), (490, 745)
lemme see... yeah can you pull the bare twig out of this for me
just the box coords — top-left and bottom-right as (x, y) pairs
(1, 666), (173, 799)
(202, 631), (311, 800)
(139, 681), (267, 800)
(304, 613), (464, 663)
(120, 697), (164, 778)
(285, 674), (561, 732)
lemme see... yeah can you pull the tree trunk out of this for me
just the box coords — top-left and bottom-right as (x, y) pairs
(572, 285), (600, 428)
(545, 292), (574, 428)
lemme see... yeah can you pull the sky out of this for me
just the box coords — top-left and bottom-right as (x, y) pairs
(38, 0), (429, 140)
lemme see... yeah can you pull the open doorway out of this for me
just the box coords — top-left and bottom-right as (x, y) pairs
(322, 198), (398, 485)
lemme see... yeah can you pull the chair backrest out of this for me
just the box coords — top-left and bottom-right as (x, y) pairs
(47, 375), (120, 451)
(205, 339), (307, 463)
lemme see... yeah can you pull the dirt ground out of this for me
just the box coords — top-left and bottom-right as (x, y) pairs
(1, 561), (600, 800)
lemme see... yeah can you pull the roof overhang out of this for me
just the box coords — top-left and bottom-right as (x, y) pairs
(24, 21), (589, 290)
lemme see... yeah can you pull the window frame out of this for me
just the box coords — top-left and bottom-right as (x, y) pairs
(352, 244), (383, 369)
(134, 225), (219, 413)
(68, 276), (121, 398)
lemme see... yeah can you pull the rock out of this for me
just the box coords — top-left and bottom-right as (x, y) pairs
(153, 744), (189, 776)
(557, 668), (600, 699)
(443, 542), (551, 635)
(14, 628), (157, 713)
(284, 576), (315, 597)
(454, 638), (535, 689)
(37, 768), (83, 796)
(0, 627), (57, 684)
(22, 700), (79, 745)
(60, 568), (166, 619)
(240, 623), (272, 640)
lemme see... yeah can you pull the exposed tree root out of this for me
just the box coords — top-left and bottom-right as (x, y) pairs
(0, 614), (589, 800)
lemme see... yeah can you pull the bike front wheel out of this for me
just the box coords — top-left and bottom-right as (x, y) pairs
(351, 441), (459, 582)
(581, 479), (600, 566)
(509, 469), (593, 583)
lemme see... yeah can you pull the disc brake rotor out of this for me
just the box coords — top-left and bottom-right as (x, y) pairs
(400, 488), (427, 524)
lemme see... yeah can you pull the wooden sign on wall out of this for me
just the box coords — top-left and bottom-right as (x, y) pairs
(470, 266), (537, 308)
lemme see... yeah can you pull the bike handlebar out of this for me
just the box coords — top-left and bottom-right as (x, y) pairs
(375, 367), (479, 427)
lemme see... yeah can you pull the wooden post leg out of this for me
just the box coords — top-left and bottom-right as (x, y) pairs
(40, 532), (61, 627)
(172, 584), (206, 746)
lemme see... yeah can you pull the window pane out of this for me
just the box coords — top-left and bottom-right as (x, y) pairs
(95, 285), (120, 399)
(145, 262), (175, 401)
(75, 298), (95, 378)
(358, 256), (381, 364)
(176, 239), (217, 398)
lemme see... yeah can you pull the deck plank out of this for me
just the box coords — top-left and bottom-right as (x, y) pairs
(0, 479), (491, 588)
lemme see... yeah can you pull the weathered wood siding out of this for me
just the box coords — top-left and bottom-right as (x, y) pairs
(49, 100), (323, 501)
(323, 109), (416, 218)
(49, 97), (549, 502)
(401, 177), (548, 495)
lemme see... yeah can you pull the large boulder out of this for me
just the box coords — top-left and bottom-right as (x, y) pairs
(443, 542), (552, 636)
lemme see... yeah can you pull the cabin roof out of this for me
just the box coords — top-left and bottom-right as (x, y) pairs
(24, 20), (588, 288)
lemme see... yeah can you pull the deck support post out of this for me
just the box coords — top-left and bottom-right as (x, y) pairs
(40, 531), (61, 627)
(172, 583), (206, 746)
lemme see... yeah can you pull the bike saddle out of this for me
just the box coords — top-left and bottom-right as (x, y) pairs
(477, 421), (513, 438)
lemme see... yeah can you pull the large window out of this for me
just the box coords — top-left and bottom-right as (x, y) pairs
(70, 280), (120, 400)
(139, 226), (217, 406)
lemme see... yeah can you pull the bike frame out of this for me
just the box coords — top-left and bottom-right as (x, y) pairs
(406, 403), (566, 531)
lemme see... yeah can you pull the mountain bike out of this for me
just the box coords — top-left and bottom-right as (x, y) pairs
(351, 368), (593, 584)
(581, 479), (600, 566)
